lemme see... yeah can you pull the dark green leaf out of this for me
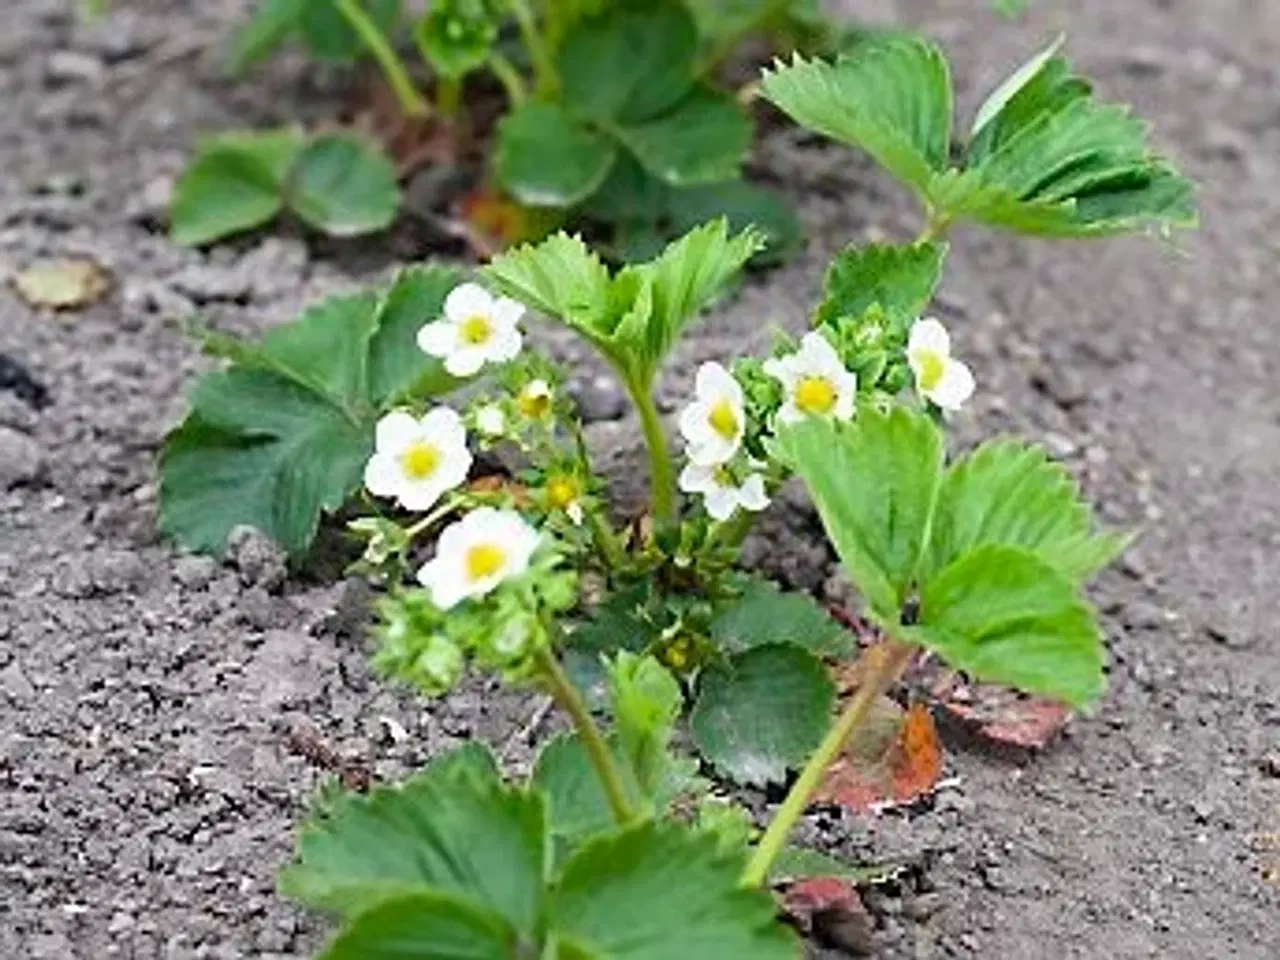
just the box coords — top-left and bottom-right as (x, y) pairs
(905, 544), (1106, 708)
(561, 586), (663, 707)
(531, 733), (628, 847)
(711, 578), (852, 657)
(170, 130), (302, 246)
(288, 134), (400, 237)
(227, 0), (305, 75)
(691, 643), (835, 785)
(773, 407), (944, 620)
(496, 102), (618, 208)
(420, 741), (502, 786)
(297, 0), (401, 63)
(318, 891), (515, 960)
(770, 846), (902, 886)
(663, 180), (802, 266)
(616, 89), (752, 187)
(815, 241), (947, 330)
(367, 266), (462, 407)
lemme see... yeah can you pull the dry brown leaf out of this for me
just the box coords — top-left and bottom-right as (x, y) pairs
(935, 678), (1073, 749)
(778, 877), (875, 955)
(816, 699), (945, 813)
(11, 258), (112, 310)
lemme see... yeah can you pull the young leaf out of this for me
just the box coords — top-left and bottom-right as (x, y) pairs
(615, 89), (753, 187)
(969, 35), (1065, 141)
(773, 407), (944, 620)
(287, 134), (401, 237)
(761, 36), (953, 195)
(552, 823), (798, 959)
(496, 103), (618, 208)
(710, 578), (853, 657)
(815, 240), (947, 330)
(318, 891), (515, 960)
(226, 0), (305, 75)
(923, 438), (1131, 584)
(170, 130), (302, 246)
(905, 544), (1106, 708)
(690, 643), (835, 785)
(560, 585), (664, 707)
(414, 0), (497, 79)
(608, 653), (683, 801)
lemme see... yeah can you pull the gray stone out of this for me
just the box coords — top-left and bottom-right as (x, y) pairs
(0, 427), (42, 488)
(45, 50), (104, 86)
(225, 526), (288, 592)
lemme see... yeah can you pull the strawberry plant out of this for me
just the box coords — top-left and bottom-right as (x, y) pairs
(159, 33), (1193, 956)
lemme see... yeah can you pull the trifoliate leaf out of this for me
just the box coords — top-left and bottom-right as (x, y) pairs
(318, 891), (515, 960)
(159, 267), (460, 557)
(904, 544), (1106, 708)
(815, 240), (947, 330)
(615, 89), (753, 187)
(923, 439), (1131, 584)
(552, 823), (798, 959)
(287, 134), (401, 237)
(495, 103), (618, 208)
(761, 36), (953, 195)
(413, 0), (497, 79)
(691, 643), (835, 785)
(710, 577), (853, 657)
(170, 130), (302, 246)
(773, 407), (944, 620)
(296, 0), (401, 63)
(226, 0), (305, 75)
(281, 760), (546, 928)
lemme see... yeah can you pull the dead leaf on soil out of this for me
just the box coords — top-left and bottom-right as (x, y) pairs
(460, 186), (540, 253)
(815, 698), (945, 813)
(777, 877), (875, 955)
(933, 675), (1073, 749)
(11, 258), (113, 310)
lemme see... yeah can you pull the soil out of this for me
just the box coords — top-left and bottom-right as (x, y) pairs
(2, 0), (1278, 958)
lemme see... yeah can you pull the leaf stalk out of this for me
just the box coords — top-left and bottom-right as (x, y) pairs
(335, 0), (430, 118)
(627, 375), (678, 528)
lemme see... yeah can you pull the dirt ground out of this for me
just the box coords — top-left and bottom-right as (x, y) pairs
(1, 0), (1278, 957)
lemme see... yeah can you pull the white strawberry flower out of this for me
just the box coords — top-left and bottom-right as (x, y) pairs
(907, 318), (975, 411)
(678, 362), (746, 466)
(416, 507), (541, 611)
(417, 282), (524, 378)
(764, 331), (857, 425)
(364, 408), (472, 512)
(475, 404), (506, 437)
(516, 379), (553, 420)
(679, 462), (770, 522)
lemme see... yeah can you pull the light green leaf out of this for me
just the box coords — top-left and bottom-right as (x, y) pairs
(226, 0), (305, 75)
(281, 763), (547, 930)
(905, 544), (1106, 708)
(691, 643), (835, 785)
(288, 134), (401, 237)
(297, 0), (401, 63)
(367, 266), (462, 407)
(553, 823), (798, 959)
(761, 36), (953, 194)
(496, 103), (618, 208)
(924, 439), (1131, 584)
(815, 240), (947, 330)
(481, 232), (615, 344)
(774, 407), (944, 620)
(711, 578), (853, 657)
(970, 35), (1064, 138)
(318, 891), (515, 960)
(769, 846), (902, 886)
(616, 89), (753, 187)
(414, 0), (497, 79)
(608, 653), (683, 802)
(170, 130), (303, 246)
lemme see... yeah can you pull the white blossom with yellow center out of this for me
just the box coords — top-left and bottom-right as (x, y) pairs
(417, 282), (524, 378)
(417, 507), (541, 611)
(678, 362), (746, 466)
(907, 318), (974, 411)
(679, 461), (770, 522)
(763, 331), (857, 425)
(364, 408), (472, 512)
(516, 379), (553, 420)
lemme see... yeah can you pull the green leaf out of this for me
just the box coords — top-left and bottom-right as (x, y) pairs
(815, 240), (947, 330)
(281, 764), (547, 929)
(905, 544), (1106, 708)
(662, 180), (802, 266)
(531, 733), (629, 849)
(970, 35), (1065, 141)
(318, 891), (515, 960)
(367, 266), (462, 407)
(711, 578), (852, 657)
(420, 741), (502, 786)
(924, 439), (1131, 584)
(608, 653), (683, 801)
(170, 130), (302, 246)
(616, 89), (753, 187)
(773, 407), (944, 620)
(761, 36), (953, 194)
(552, 823), (798, 959)
(561, 586), (663, 707)
(297, 0), (401, 63)
(288, 134), (401, 237)
(227, 0), (305, 75)
(770, 846), (902, 886)
(414, 0), (497, 79)
(690, 643), (835, 785)
(496, 102), (618, 208)
(558, 5), (699, 123)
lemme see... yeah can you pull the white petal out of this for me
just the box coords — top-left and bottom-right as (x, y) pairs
(419, 559), (470, 611)
(687, 435), (737, 467)
(832, 369), (859, 421)
(928, 358), (975, 411)
(398, 478), (449, 513)
(416, 320), (458, 359)
(738, 475), (770, 512)
(363, 453), (404, 498)
(476, 405), (506, 436)
(375, 410), (421, 453)
(420, 406), (467, 448)
(444, 347), (488, 378)
(679, 401), (714, 444)
(524, 379), (551, 399)
(762, 354), (799, 389)
(492, 295), (526, 327)
(566, 502), (584, 526)
(703, 488), (740, 522)
(679, 462), (717, 495)
(434, 514), (474, 561)
(798, 331), (841, 370)
(909, 318), (950, 358)
(695, 362), (742, 405)
(776, 401), (805, 425)
(487, 325), (523, 364)
(444, 283), (495, 323)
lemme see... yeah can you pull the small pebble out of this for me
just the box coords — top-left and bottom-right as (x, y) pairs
(0, 426), (43, 488)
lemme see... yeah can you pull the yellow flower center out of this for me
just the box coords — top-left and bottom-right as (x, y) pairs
(707, 399), (739, 440)
(399, 442), (441, 481)
(712, 465), (736, 488)
(460, 314), (493, 345)
(794, 376), (837, 415)
(915, 350), (945, 391)
(465, 543), (506, 582)
(517, 387), (551, 419)
(546, 476), (579, 510)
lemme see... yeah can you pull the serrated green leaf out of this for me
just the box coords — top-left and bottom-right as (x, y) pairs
(774, 407), (944, 620)
(531, 733), (627, 849)
(761, 36), (953, 194)
(691, 643), (835, 785)
(608, 653), (683, 802)
(170, 130), (302, 246)
(923, 439), (1131, 584)
(421, 741), (502, 785)
(970, 35), (1065, 139)
(481, 232), (615, 344)
(496, 102), (618, 208)
(281, 764), (547, 929)
(815, 240), (947, 330)
(711, 578), (852, 657)
(297, 0), (401, 63)
(905, 544), (1106, 708)
(414, 0), (497, 79)
(616, 89), (753, 187)
(317, 891), (515, 960)
(553, 823), (798, 959)
(226, 0), (305, 76)
(367, 266), (462, 407)
(288, 134), (400, 237)
(769, 846), (902, 886)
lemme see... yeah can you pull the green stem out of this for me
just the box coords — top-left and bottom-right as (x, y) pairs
(437, 76), (462, 121)
(508, 0), (558, 97)
(628, 376), (678, 528)
(740, 641), (916, 888)
(335, 0), (430, 118)
(488, 51), (527, 106)
(535, 646), (636, 826)
(918, 207), (953, 244)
